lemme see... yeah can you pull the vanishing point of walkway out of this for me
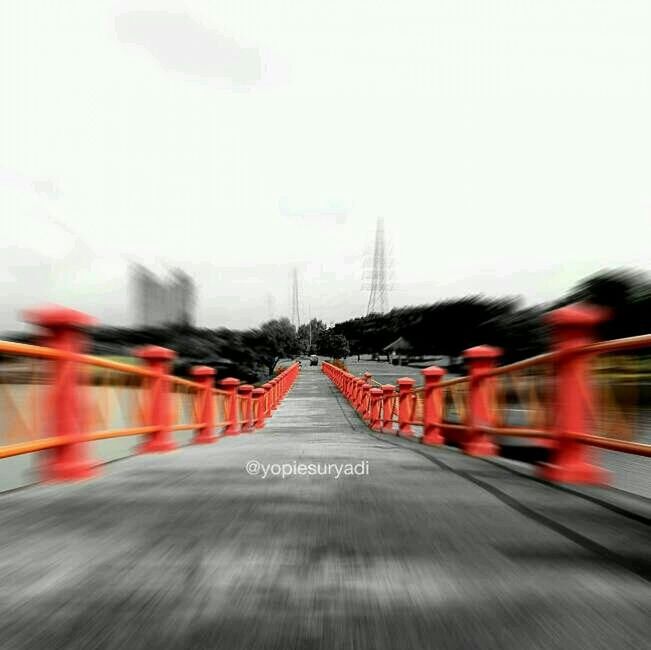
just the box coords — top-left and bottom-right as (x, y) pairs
(0, 365), (649, 649)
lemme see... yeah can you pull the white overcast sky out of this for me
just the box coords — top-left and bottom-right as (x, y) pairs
(1, 0), (650, 332)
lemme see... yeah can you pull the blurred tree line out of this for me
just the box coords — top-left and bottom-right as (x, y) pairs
(3, 269), (648, 374)
(296, 318), (328, 355)
(330, 269), (651, 364)
(89, 318), (301, 384)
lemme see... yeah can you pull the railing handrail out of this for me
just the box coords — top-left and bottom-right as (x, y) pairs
(0, 320), (302, 481)
(321, 322), (651, 483)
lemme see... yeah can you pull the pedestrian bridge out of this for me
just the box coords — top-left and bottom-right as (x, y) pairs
(0, 305), (649, 649)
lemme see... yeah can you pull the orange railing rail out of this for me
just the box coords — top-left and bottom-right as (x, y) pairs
(323, 302), (651, 486)
(0, 306), (300, 481)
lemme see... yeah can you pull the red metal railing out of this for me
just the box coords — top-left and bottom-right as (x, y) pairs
(0, 306), (300, 481)
(323, 302), (651, 486)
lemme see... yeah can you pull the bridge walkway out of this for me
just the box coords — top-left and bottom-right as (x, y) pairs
(0, 365), (649, 649)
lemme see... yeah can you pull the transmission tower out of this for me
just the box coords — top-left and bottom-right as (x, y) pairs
(363, 218), (390, 315)
(266, 293), (275, 320)
(291, 267), (301, 329)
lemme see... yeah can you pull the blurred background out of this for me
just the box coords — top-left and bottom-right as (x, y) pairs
(0, 3), (649, 648)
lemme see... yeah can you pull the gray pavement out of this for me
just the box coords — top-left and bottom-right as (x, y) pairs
(0, 364), (649, 649)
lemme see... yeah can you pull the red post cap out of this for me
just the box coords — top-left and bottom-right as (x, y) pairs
(191, 365), (215, 377)
(422, 366), (445, 378)
(463, 345), (502, 360)
(220, 377), (240, 387)
(382, 384), (396, 393)
(545, 303), (609, 327)
(397, 377), (416, 386)
(252, 387), (265, 396)
(370, 387), (383, 396)
(23, 305), (97, 328)
(135, 345), (176, 361)
(239, 384), (253, 394)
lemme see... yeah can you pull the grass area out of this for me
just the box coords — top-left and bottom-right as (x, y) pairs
(94, 355), (139, 366)
(87, 355), (141, 381)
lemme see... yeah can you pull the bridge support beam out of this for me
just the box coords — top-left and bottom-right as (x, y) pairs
(463, 346), (500, 456)
(191, 366), (218, 444)
(24, 306), (99, 481)
(539, 305), (610, 485)
(421, 366), (445, 446)
(136, 345), (178, 453)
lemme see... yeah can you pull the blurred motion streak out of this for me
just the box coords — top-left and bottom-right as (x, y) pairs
(0, 306), (299, 481)
(323, 302), (651, 486)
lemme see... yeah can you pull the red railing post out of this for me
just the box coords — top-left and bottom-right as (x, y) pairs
(24, 306), (98, 481)
(252, 387), (266, 429)
(220, 377), (241, 435)
(354, 378), (364, 410)
(369, 387), (383, 431)
(421, 366), (445, 446)
(262, 382), (273, 418)
(190, 366), (217, 444)
(539, 304), (610, 485)
(381, 384), (396, 433)
(136, 345), (177, 453)
(239, 384), (254, 432)
(278, 373), (286, 400)
(397, 377), (416, 437)
(346, 375), (355, 402)
(270, 378), (279, 411)
(361, 383), (372, 420)
(463, 345), (500, 456)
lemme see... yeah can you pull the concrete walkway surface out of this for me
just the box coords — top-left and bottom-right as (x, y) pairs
(0, 364), (649, 649)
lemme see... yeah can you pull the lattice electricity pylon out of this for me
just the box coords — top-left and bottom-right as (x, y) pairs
(362, 218), (393, 315)
(291, 267), (301, 329)
(266, 293), (275, 321)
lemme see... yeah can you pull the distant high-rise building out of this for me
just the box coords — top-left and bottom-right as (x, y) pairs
(131, 264), (196, 327)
